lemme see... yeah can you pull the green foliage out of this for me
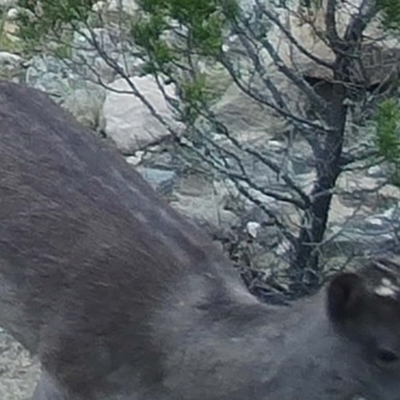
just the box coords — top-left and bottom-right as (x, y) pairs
(180, 74), (212, 124)
(138, 0), (238, 24)
(131, 0), (239, 121)
(132, 0), (239, 63)
(374, 98), (400, 185)
(12, 0), (236, 122)
(17, 0), (94, 49)
(375, 99), (400, 163)
(0, 11), (23, 54)
(133, 13), (173, 73)
(299, 0), (323, 10)
(374, 0), (400, 184)
(376, 0), (400, 30)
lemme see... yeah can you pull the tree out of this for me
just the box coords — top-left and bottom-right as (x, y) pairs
(14, 0), (400, 295)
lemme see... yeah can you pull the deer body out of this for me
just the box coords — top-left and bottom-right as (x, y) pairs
(0, 81), (400, 400)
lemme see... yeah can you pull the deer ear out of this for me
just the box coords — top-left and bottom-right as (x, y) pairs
(327, 273), (366, 323)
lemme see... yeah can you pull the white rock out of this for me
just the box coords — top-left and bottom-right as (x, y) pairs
(0, 52), (24, 73)
(126, 152), (144, 166)
(107, 0), (138, 16)
(63, 86), (106, 130)
(101, 76), (181, 153)
(212, 77), (292, 139)
(246, 221), (260, 238)
(0, 0), (18, 9)
(6, 7), (18, 19)
(92, 1), (107, 13)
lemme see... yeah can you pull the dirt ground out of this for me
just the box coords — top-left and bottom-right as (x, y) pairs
(0, 329), (39, 400)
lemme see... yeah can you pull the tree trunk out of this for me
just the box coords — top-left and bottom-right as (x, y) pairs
(292, 73), (349, 290)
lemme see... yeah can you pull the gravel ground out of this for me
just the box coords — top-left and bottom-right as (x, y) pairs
(0, 330), (40, 400)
